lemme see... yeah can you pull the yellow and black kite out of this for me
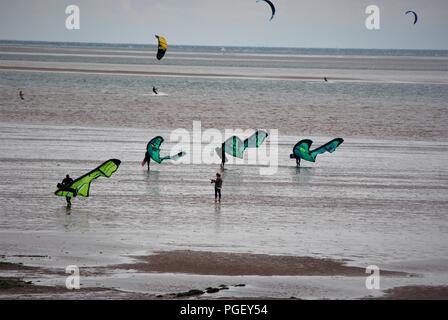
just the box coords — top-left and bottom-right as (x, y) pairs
(155, 35), (168, 60)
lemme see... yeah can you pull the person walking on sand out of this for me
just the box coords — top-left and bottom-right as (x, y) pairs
(211, 173), (223, 202)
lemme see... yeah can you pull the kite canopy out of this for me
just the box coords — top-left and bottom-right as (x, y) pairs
(405, 11), (418, 24)
(290, 138), (344, 163)
(143, 136), (185, 165)
(155, 35), (168, 60)
(55, 159), (121, 198)
(216, 130), (269, 161)
(257, 0), (276, 21)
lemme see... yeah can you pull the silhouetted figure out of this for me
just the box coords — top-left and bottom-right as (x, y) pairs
(211, 173), (223, 202)
(61, 174), (74, 208)
(142, 152), (151, 171)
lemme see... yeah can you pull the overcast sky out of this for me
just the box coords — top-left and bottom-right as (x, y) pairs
(0, 0), (447, 49)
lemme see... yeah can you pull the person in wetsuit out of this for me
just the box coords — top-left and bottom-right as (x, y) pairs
(19, 90), (24, 100)
(143, 152), (151, 171)
(152, 86), (158, 95)
(211, 173), (223, 202)
(61, 174), (74, 207)
(290, 153), (301, 168)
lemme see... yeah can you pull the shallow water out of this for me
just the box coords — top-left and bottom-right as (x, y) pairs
(0, 44), (448, 297)
(0, 123), (447, 274)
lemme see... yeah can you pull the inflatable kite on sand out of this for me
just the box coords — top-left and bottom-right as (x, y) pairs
(290, 138), (344, 166)
(216, 130), (269, 165)
(142, 136), (185, 168)
(55, 159), (121, 198)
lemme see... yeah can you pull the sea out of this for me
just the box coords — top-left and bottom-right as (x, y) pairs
(0, 41), (447, 298)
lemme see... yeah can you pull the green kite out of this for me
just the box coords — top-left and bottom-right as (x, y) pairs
(55, 159), (121, 198)
(216, 130), (269, 164)
(290, 138), (344, 166)
(141, 136), (185, 169)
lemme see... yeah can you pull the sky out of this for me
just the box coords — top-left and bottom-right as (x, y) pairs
(0, 0), (447, 49)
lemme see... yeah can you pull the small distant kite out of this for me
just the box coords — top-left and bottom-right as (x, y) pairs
(155, 35), (168, 60)
(257, 0), (276, 21)
(405, 10), (418, 24)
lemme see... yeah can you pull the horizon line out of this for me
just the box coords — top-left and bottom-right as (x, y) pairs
(0, 39), (446, 52)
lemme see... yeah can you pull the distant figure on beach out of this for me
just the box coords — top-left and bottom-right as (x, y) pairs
(290, 138), (344, 168)
(153, 86), (158, 95)
(295, 157), (301, 168)
(60, 174), (74, 207)
(19, 90), (24, 100)
(324, 77), (328, 82)
(141, 136), (186, 171)
(211, 173), (223, 202)
(220, 144), (226, 168)
(143, 151), (151, 171)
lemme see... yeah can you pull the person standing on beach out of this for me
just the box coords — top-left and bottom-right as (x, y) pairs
(19, 90), (24, 100)
(61, 174), (74, 208)
(143, 151), (151, 171)
(211, 173), (223, 202)
(290, 153), (301, 167)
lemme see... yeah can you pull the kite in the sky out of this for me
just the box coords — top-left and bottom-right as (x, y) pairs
(257, 0), (276, 21)
(142, 136), (186, 170)
(405, 10), (418, 24)
(155, 35), (168, 60)
(290, 138), (344, 167)
(55, 159), (121, 201)
(216, 130), (269, 166)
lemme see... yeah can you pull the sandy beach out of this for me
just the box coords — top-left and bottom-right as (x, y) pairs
(1, 250), (447, 300)
(1, 42), (448, 300)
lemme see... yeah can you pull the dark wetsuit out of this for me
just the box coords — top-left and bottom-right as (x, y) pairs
(19, 91), (24, 100)
(220, 143), (227, 167)
(212, 177), (223, 200)
(62, 177), (74, 207)
(153, 87), (158, 95)
(144, 152), (151, 170)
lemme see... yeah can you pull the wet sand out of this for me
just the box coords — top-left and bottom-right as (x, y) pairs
(0, 65), (354, 82)
(1, 44), (447, 300)
(375, 286), (448, 300)
(5, 254), (448, 300)
(115, 250), (405, 277)
(0, 123), (447, 299)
